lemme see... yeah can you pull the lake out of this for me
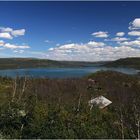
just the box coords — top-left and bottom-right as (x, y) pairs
(0, 66), (139, 78)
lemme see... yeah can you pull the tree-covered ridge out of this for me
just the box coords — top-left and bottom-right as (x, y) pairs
(0, 58), (105, 69)
(0, 71), (140, 138)
(0, 57), (140, 70)
(105, 57), (140, 70)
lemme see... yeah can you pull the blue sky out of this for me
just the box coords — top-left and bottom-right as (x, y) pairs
(0, 1), (140, 61)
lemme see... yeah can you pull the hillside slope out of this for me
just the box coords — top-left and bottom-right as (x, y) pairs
(105, 57), (140, 69)
(0, 58), (106, 69)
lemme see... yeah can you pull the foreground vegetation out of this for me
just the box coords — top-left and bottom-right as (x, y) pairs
(0, 71), (140, 138)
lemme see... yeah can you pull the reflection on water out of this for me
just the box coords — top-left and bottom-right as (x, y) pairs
(0, 66), (138, 78)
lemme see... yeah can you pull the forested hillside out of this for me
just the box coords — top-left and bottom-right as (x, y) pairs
(105, 57), (140, 69)
(0, 58), (105, 69)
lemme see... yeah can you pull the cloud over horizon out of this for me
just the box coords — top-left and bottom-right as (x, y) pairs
(1, 18), (140, 61)
(43, 18), (140, 61)
(45, 40), (140, 61)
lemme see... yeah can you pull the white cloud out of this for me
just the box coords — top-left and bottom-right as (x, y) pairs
(1, 19), (140, 61)
(110, 37), (129, 42)
(4, 43), (30, 49)
(0, 32), (13, 39)
(0, 26), (29, 51)
(11, 29), (25, 37)
(116, 32), (125, 37)
(129, 18), (140, 30)
(52, 41), (105, 52)
(92, 31), (109, 38)
(45, 41), (140, 61)
(0, 27), (26, 38)
(87, 41), (105, 47)
(0, 27), (13, 32)
(119, 40), (140, 47)
(59, 43), (76, 49)
(128, 31), (140, 36)
(47, 41), (105, 57)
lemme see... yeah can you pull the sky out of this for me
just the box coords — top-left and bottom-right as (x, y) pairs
(0, 1), (140, 61)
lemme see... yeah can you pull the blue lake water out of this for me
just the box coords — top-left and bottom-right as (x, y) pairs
(0, 66), (139, 78)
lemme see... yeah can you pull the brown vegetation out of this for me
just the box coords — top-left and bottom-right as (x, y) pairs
(0, 71), (140, 138)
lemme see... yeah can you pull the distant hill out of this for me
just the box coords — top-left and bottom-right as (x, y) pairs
(0, 58), (107, 69)
(0, 57), (140, 70)
(105, 57), (140, 70)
